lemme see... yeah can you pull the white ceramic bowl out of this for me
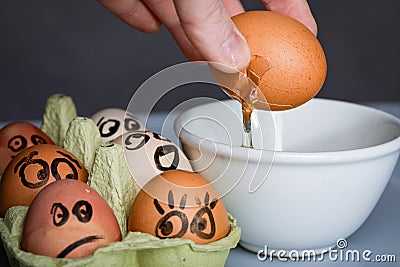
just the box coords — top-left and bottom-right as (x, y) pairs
(174, 98), (400, 254)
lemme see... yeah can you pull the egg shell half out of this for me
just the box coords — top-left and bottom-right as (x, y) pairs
(0, 144), (88, 216)
(21, 179), (122, 258)
(128, 170), (229, 245)
(232, 11), (327, 110)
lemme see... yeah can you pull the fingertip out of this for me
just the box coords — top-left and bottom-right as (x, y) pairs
(221, 27), (251, 70)
(138, 20), (162, 34)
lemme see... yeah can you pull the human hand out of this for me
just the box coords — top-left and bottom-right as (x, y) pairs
(97, 0), (317, 71)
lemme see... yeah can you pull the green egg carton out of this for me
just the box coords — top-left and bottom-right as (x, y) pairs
(0, 206), (240, 267)
(0, 94), (241, 267)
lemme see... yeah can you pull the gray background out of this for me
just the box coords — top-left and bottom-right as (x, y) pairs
(1, 0), (400, 121)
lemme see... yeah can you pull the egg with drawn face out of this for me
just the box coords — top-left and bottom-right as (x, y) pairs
(22, 179), (122, 258)
(113, 131), (192, 189)
(128, 170), (230, 244)
(0, 121), (54, 175)
(91, 108), (146, 143)
(0, 144), (88, 217)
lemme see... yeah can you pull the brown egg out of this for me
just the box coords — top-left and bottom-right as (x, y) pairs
(128, 170), (230, 244)
(21, 179), (121, 258)
(231, 11), (327, 110)
(0, 121), (54, 175)
(0, 144), (88, 217)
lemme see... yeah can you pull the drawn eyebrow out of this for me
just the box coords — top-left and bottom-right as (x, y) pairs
(179, 194), (187, 210)
(195, 197), (201, 206)
(194, 193), (218, 209)
(56, 151), (82, 169)
(168, 190), (174, 209)
(204, 192), (209, 205)
(210, 198), (218, 209)
(154, 199), (165, 215)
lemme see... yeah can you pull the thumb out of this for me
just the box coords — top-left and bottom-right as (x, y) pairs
(173, 0), (250, 71)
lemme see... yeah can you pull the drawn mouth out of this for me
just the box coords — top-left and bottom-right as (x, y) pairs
(57, 235), (103, 258)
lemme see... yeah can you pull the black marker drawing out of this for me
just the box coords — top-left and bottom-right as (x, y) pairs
(14, 151), (50, 189)
(72, 200), (93, 223)
(124, 132), (150, 150)
(7, 135), (27, 153)
(31, 135), (47, 145)
(49, 200), (102, 258)
(50, 200), (93, 227)
(154, 190), (189, 238)
(124, 117), (141, 131)
(96, 116), (120, 138)
(51, 203), (69, 227)
(190, 192), (218, 240)
(153, 191), (218, 240)
(152, 132), (170, 142)
(57, 235), (103, 258)
(154, 145), (179, 171)
(51, 151), (82, 180)
(14, 150), (83, 189)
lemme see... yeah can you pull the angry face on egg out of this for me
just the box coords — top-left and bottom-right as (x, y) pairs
(128, 170), (230, 245)
(21, 179), (121, 258)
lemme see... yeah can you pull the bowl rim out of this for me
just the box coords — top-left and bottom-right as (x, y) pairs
(174, 98), (400, 164)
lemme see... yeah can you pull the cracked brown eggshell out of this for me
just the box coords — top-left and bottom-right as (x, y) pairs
(232, 11), (327, 110)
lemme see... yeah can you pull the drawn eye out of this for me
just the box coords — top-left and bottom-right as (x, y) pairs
(51, 151), (82, 180)
(31, 135), (47, 145)
(154, 145), (179, 171)
(154, 190), (188, 238)
(156, 210), (188, 238)
(190, 207), (216, 239)
(14, 151), (50, 189)
(51, 203), (69, 227)
(124, 132), (150, 150)
(8, 135), (27, 153)
(124, 117), (140, 131)
(190, 193), (218, 240)
(97, 117), (120, 138)
(72, 200), (93, 223)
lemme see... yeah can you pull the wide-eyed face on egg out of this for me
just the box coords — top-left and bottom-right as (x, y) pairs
(128, 170), (229, 245)
(0, 121), (54, 175)
(113, 131), (192, 189)
(91, 108), (146, 142)
(22, 179), (122, 258)
(0, 144), (88, 216)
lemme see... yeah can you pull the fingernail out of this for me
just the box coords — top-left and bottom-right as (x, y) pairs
(221, 28), (251, 70)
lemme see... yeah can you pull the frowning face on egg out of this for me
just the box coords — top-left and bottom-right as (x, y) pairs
(22, 179), (121, 258)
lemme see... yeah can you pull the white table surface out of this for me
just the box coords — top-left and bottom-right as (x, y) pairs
(1, 101), (399, 267)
